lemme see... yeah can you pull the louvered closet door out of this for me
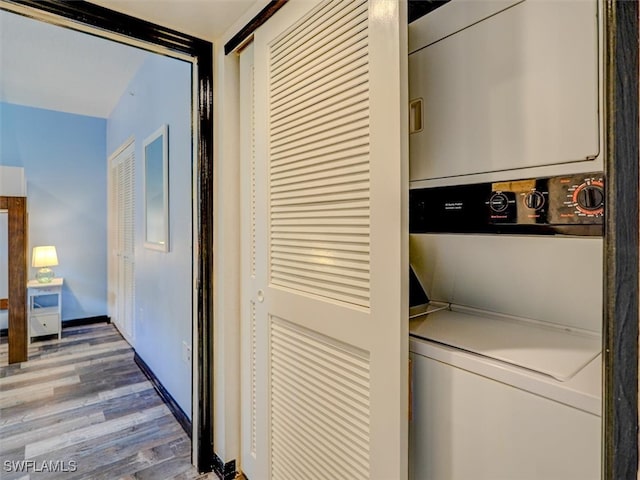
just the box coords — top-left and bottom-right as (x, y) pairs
(108, 140), (135, 344)
(244, 1), (408, 478)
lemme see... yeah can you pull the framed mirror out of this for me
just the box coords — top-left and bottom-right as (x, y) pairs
(143, 124), (169, 251)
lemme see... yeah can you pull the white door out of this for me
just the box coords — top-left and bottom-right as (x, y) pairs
(108, 139), (135, 344)
(240, 1), (408, 478)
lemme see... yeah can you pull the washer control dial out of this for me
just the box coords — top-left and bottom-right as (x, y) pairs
(489, 193), (509, 212)
(573, 180), (604, 215)
(524, 191), (545, 210)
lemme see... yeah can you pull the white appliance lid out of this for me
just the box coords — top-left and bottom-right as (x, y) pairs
(409, 307), (601, 382)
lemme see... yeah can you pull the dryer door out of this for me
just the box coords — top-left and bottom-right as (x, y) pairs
(409, 0), (600, 181)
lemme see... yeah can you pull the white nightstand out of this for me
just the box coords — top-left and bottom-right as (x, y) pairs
(27, 278), (63, 343)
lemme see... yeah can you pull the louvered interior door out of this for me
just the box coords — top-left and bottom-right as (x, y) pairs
(108, 140), (135, 344)
(246, 1), (408, 478)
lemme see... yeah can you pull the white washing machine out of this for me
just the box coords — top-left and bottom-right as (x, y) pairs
(409, 306), (601, 480)
(407, 232), (603, 480)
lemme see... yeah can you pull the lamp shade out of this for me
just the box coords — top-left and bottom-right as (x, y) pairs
(32, 246), (59, 268)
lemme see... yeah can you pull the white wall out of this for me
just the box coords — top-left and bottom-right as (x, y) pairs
(213, 36), (242, 467)
(0, 166), (23, 330)
(0, 166), (26, 196)
(213, 0), (269, 465)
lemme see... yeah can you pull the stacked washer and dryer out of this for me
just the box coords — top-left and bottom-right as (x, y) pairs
(408, 1), (604, 479)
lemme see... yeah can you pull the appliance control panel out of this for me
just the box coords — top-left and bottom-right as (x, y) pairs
(410, 172), (604, 236)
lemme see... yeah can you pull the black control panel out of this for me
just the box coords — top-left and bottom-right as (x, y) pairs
(410, 172), (604, 236)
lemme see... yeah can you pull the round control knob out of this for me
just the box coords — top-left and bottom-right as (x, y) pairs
(577, 185), (604, 211)
(573, 180), (604, 215)
(524, 191), (545, 210)
(489, 193), (509, 212)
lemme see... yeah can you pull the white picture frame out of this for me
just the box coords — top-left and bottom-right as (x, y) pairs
(143, 124), (169, 252)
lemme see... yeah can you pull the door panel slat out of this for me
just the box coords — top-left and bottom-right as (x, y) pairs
(271, 89), (368, 136)
(270, 317), (371, 480)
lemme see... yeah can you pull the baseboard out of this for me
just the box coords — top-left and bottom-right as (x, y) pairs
(212, 454), (237, 480)
(133, 353), (192, 438)
(0, 315), (111, 337)
(62, 315), (111, 328)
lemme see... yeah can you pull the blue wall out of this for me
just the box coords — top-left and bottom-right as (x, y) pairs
(107, 54), (193, 418)
(0, 102), (107, 323)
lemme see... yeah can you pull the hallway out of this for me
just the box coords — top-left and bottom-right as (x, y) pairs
(0, 323), (210, 479)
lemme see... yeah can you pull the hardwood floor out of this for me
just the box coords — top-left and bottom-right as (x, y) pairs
(0, 323), (214, 480)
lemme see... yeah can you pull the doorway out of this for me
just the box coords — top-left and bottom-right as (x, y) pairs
(0, 0), (214, 473)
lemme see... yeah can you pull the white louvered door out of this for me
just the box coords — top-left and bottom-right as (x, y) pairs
(241, 1), (408, 478)
(108, 140), (135, 344)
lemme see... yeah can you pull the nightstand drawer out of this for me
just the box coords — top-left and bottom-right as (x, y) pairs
(33, 286), (59, 295)
(31, 313), (60, 336)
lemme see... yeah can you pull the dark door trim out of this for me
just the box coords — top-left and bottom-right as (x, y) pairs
(0, 0), (214, 473)
(1, 196), (27, 364)
(223, 0), (287, 54)
(604, 1), (639, 479)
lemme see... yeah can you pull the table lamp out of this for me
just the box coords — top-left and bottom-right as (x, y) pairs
(32, 246), (58, 283)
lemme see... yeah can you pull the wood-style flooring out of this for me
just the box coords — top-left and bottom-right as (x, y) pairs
(0, 322), (214, 480)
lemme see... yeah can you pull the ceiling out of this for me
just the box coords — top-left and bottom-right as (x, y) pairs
(0, 1), (256, 119)
(0, 10), (150, 118)
(90, 0), (256, 42)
